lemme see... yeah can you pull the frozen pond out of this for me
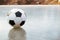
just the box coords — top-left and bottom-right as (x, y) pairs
(0, 5), (60, 40)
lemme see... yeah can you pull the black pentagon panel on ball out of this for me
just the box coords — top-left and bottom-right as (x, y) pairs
(15, 11), (22, 17)
(9, 20), (15, 26)
(20, 21), (25, 26)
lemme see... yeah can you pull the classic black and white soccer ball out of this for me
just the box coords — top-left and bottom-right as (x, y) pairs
(7, 9), (26, 28)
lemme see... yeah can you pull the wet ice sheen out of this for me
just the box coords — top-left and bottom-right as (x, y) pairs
(0, 6), (60, 40)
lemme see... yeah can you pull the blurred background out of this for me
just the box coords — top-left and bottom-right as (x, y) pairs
(0, 5), (59, 40)
(0, 0), (59, 5)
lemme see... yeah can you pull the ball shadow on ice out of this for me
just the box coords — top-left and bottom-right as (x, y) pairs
(8, 28), (26, 40)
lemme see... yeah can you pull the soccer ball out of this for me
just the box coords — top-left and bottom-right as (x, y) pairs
(7, 9), (26, 28)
